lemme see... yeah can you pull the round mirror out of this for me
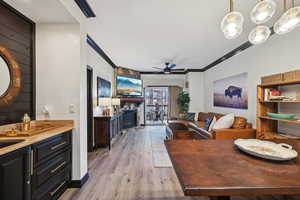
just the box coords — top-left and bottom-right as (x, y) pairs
(0, 55), (11, 97)
(0, 47), (21, 107)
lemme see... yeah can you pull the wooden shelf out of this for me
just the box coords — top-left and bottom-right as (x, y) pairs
(257, 70), (300, 139)
(260, 132), (300, 139)
(259, 116), (300, 125)
(259, 80), (300, 87)
(260, 100), (300, 103)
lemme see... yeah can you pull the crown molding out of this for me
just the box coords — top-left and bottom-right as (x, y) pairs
(74, 0), (96, 18)
(87, 35), (117, 68)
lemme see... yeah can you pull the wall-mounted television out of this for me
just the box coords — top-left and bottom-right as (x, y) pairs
(116, 76), (143, 97)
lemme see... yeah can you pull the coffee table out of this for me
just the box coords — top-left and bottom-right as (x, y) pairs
(165, 139), (300, 200)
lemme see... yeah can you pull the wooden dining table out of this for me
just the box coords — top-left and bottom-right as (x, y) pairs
(165, 139), (300, 200)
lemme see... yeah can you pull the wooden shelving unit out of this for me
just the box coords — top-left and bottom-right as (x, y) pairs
(257, 70), (300, 139)
(260, 100), (300, 103)
(259, 116), (300, 124)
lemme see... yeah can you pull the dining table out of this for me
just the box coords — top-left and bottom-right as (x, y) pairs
(165, 139), (300, 200)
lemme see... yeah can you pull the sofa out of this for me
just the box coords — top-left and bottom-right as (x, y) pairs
(166, 121), (206, 140)
(167, 112), (256, 140)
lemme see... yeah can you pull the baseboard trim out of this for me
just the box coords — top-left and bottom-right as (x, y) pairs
(69, 173), (90, 188)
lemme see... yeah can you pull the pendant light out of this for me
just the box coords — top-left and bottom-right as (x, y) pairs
(221, 0), (244, 39)
(249, 25), (271, 44)
(250, 0), (277, 24)
(274, 0), (300, 35)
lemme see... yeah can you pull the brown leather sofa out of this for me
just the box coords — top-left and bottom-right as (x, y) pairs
(167, 112), (256, 140)
(166, 122), (206, 140)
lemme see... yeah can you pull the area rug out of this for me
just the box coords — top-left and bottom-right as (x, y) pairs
(150, 129), (173, 168)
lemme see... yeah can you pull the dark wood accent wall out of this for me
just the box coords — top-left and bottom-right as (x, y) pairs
(0, 1), (35, 125)
(116, 67), (141, 79)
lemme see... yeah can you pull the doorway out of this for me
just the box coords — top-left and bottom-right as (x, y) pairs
(144, 87), (169, 125)
(87, 66), (94, 152)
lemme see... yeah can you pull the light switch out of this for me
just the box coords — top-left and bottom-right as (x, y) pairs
(69, 104), (75, 113)
(42, 106), (50, 115)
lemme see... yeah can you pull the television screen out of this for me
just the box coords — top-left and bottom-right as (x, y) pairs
(117, 76), (142, 96)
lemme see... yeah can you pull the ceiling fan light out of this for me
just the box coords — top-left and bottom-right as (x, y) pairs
(249, 25), (271, 44)
(221, 12), (244, 39)
(274, 7), (300, 35)
(250, 0), (277, 24)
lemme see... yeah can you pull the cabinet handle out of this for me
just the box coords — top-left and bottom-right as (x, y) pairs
(30, 150), (34, 176)
(50, 181), (66, 196)
(51, 161), (67, 174)
(51, 141), (67, 151)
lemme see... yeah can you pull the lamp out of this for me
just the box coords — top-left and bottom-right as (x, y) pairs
(221, 0), (244, 39)
(98, 98), (112, 116)
(111, 98), (121, 114)
(249, 25), (271, 44)
(274, 0), (300, 35)
(250, 0), (277, 24)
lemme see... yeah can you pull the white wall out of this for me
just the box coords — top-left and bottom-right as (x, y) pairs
(87, 44), (115, 115)
(141, 74), (186, 88)
(188, 72), (204, 114)
(203, 29), (300, 126)
(58, 0), (89, 180)
(35, 23), (88, 180)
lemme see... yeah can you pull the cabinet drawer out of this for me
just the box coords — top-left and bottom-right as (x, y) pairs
(33, 150), (71, 189)
(33, 131), (71, 165)
(33, 165), (70, 200)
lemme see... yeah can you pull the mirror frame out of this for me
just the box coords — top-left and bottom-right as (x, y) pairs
(0, 47), (21, 107)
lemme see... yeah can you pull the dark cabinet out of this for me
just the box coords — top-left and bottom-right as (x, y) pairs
(32, 131), (72, 200)
(123, 109), (138, 129)
(0, 130), (72, 200)
(0, 146), (31, 200)
(94, 113), (123, 150)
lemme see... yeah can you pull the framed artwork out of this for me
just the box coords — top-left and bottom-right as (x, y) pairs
(213, 72), (248, 110)
(97, 77), (111, 100)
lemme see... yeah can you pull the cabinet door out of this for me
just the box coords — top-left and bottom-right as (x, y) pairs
(0, 147), (30, 200)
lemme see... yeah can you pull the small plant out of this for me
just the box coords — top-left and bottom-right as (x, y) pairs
(177, 91), (190, 113)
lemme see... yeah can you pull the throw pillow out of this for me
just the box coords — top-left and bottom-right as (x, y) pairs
(232, 117), (247, 129)
(185, 113), (196, 121)
(198, 112), (211, 121)
(204, 117), (213, 131)
(213, 113), (235, 130)
(208, 116), (217, 132)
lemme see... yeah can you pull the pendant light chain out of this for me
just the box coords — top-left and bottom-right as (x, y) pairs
(230, 0), (234, 12)
(284, 0), (297, 11)
(284, 0), (287, 11)
(292, 0), (295, 8)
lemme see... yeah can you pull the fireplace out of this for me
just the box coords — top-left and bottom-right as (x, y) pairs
(123, 109), (138, 129)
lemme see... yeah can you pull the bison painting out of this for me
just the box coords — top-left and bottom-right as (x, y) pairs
(213, 73), (248, 110)
(225, 86), (242, 98)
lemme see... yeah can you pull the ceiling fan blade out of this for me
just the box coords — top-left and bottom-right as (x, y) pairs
(152, 67), (164, 70)
(171, 68), (186, 71)
(169, 64), (177, 69)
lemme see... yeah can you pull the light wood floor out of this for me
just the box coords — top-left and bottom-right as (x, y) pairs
(60, 126), (300, 200)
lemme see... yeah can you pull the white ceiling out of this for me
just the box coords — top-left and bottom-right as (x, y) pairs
(87, 0), (289, 71)
(4, 0), (76, 23)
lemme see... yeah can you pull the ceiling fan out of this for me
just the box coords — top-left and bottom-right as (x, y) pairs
(152, 62), (186, 74)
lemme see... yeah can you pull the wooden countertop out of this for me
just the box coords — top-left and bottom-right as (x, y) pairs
(165, 139), (300, 197)
(0, 120), (73, 156)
